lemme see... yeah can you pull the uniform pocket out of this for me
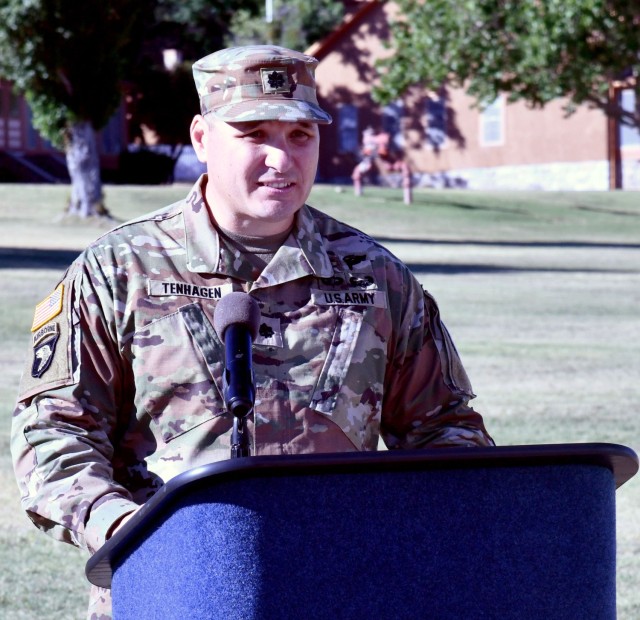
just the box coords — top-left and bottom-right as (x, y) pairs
(129, 303), (225, 442)
(309, 307), (385, 450)
(310, 308), (363, 414)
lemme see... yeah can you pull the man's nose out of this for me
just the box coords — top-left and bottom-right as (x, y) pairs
(264, 142), (292, 172)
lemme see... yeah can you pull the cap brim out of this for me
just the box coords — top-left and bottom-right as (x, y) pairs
(206, 98), (332, 125)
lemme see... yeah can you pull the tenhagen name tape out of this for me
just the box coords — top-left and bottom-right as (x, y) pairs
(148, 280), (233, 300)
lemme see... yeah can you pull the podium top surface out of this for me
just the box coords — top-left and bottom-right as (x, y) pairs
(86, 442), (637, 587)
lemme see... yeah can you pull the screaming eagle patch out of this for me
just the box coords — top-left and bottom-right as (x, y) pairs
(31, 326), (60, 378)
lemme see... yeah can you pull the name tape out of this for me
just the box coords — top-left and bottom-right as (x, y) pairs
(311, 289), (386, 308)
(148, 280), (234, 300)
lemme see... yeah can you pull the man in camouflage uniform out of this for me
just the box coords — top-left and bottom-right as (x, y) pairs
(11, 46), (493, 619)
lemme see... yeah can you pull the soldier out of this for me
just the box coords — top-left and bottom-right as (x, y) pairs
(352, 126), (413, 204)
(11, 45), (493, 620)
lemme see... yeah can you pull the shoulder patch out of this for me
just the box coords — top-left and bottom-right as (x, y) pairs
(19, 279), (75, 402)
(31, 284), (64, 332)
(31, 330), (60, 378)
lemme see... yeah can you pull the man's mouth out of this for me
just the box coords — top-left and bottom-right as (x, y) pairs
(259, 181), (294, 189)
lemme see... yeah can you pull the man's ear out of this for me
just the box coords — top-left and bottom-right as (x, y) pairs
(190, 115), (209, 163)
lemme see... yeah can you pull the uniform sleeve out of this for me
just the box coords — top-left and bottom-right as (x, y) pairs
(381, 275), (494, 449)
(10, 250), (139, 554)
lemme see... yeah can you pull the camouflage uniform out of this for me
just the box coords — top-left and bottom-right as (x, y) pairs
(11, 46), (493, 620)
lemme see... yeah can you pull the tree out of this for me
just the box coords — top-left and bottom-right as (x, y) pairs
(0, 0), (154, 217)
(151, 0), (261, 58)
(0, 0), (338, 217)
(126, 0), (262, 148)
(227, 0), (344, 51)
(375, 0), (640, 130)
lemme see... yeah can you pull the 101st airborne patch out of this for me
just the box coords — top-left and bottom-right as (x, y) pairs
(30, 284), (64, 379)
(31, 324), (60, 378)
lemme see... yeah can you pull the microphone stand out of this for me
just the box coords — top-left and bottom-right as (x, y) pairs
(230, 408), (251, 458)
(215, 291), (261, 460)
(223, 326), (255, 459)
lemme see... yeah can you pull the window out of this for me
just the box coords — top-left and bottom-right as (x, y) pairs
(100, 105), (125, 155)
(8, 89), (20, 118)
(424, 95), (447, 149)
(480, 97), (504, 146)
(337, 104), (359, 154)
(5, 88), (23, 148)
(620, 89), (640, 148)
(382, 101), (405, 150)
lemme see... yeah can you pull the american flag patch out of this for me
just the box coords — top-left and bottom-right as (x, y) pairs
(31, 284), (64, 332)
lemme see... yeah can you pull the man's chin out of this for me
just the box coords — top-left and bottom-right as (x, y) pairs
(240, 201), (303, 234)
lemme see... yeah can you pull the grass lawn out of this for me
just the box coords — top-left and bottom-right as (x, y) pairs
(1, 183), (639, 618)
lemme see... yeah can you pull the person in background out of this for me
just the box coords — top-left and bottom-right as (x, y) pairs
(11, 45), (493, 620)
(352, 126), (413, 204)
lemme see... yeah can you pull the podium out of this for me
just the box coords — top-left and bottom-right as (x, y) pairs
(86, 443), (638, 620)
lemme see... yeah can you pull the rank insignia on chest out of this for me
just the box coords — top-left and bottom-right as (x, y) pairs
(31, 324), (60, 378)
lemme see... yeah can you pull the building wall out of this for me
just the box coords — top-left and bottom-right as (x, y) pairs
(0, 79), (127, 170)
(0, 79), (30, 151)
(313, 2), (638, 190)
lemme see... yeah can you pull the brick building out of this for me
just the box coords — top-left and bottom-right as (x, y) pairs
(308, 1), (640, 190)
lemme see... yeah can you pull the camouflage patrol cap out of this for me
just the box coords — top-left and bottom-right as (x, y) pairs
(192, 45), (332, 124)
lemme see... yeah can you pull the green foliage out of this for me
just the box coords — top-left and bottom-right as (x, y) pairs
(376, 0), (640, 128)
(0, 0), (337, 152)
(226, 0), (344, 50)
(0, 0), (152, 147)
(148, 0), (262, 60)
(127, 64), (199, 145)
(121, 0), (264, 145)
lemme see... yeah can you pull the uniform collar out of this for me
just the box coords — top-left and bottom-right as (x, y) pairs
(182, 175), (334, 285)
(251, 204), (334, 290)
(182, 175), (222, 273)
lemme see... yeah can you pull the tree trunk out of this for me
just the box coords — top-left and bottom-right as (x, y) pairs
(65, 120), (108, 217)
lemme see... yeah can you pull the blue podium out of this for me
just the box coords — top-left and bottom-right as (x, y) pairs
(86, 443), (638, 620)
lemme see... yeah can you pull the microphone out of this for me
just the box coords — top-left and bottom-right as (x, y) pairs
(213, 292), (261, 419)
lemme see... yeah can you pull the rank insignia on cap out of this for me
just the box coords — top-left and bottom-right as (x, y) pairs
(31, 331), (60, 378)
(31, 284), (64, 332)
(260, 68), (290, 94)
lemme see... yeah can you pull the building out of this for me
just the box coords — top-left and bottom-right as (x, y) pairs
(308, 1), (640, 190)
(0, 79), (127, 183)
(3, 2), (639, 189)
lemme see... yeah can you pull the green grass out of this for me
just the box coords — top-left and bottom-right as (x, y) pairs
(1, 184), (639, 618)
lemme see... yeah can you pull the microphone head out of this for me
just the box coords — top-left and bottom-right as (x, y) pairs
(213, 292), (261, 340)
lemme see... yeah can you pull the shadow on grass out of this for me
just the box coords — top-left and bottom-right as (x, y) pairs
(575, 205), (640, 217)
(0, 248), (82, 270)
(2, 244), (638, 276)
(406, 263), (640, 275)
(425, 200), (530, 216)
(375, 237), (640, 250)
